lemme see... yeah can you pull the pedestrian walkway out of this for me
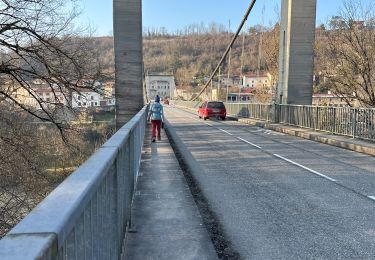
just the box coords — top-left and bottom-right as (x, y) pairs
(123, 125), (217, 260)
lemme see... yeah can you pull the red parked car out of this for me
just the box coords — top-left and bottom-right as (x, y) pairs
(198, 101), (226, 120)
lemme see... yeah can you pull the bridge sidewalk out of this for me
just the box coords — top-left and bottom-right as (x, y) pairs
(123, 125), (217, 260)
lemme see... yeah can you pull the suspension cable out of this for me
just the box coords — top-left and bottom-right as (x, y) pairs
(191, 0), (257, 101)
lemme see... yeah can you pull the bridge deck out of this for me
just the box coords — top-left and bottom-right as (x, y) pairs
(123, 125), (217, 259)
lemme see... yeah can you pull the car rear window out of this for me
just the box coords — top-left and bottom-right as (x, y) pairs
(207, 102), (225, 109)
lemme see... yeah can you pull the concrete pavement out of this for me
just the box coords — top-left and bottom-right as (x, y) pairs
(125, 105), (375, 259)
(164, 106), (375, 259)
(234, 117), (375, 157)
(123, 125), (217, 260)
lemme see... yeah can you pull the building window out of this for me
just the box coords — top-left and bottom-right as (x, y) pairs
(78, 96), (81, 100)
(78, 102), (81, 106)
(91, 96), (94, 100)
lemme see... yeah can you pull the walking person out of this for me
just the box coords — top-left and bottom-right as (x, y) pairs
(147, 95), (164, 142)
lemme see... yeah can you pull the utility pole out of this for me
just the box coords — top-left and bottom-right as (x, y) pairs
(210, 80), (213, 101)
(218, 67), (221, 101)
(257, 2), (265, 77)
(239, 33), (245, 102)
(226, 48), (231, 103)
(227, 21), (232, 103)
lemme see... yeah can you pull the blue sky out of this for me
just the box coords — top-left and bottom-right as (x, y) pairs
(77, 0), (373, 36)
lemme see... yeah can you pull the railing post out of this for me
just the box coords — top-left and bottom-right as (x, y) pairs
(352, 108), (357, 138)
(273, 103), (278, 123)
(315, 107), (319, 131)
(332, 107), (336, 134)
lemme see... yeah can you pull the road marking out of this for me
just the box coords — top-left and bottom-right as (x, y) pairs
(174, 106), (262, 149)
(237, 137), (262, 149)
(273, 154), (337, 182)
(219, 128), (233, 136)
(368, 196), (375, 201)
(174, 107), (337, 184)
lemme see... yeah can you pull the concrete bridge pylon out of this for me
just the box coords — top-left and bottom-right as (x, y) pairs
(277, 0), (317, 105)
(113, 0), (144, 128)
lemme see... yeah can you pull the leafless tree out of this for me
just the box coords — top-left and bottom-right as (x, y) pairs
(320, 0), (375, 107)
(254, 83), (272, 104)
(0, 0), (106, 237)
(0, 0), (102, 127)
(262, 23), (280, 89)
(0, 107), (100, 237)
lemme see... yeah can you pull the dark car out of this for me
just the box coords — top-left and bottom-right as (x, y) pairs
(198, 101), (226, 120)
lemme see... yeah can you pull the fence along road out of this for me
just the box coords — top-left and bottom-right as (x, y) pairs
(0, 106), (148, 259)
(174, 101), (375, 142)
(165, 105), (375, 259)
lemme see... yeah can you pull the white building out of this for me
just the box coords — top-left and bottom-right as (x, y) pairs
(13, 80), (116, 110)
(100, 96), (116, 107)
(220, 76), (242, 87)
(71, 89), (102, 108)
(145, 74), (175, 100)
(242, 72), (272, 89)
(34, 87), (69, 107)
(12, 84), (69, 109)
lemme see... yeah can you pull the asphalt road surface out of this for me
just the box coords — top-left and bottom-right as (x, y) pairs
(165, 106), (375, 260)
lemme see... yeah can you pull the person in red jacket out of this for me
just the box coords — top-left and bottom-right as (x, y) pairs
(147, 95), (164, 142)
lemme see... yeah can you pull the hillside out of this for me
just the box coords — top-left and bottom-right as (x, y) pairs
(91, 27), (276, 87)
(143, 32), (266, 86)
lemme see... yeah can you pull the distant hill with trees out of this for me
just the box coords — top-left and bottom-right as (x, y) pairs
(91, 0), (375, 108)
(93, 23), (279, 89)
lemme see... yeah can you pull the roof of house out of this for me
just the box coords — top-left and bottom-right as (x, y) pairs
(243, 72), (270, 78)
(241, 87), (256, 94)
(313, 93), (350, 98)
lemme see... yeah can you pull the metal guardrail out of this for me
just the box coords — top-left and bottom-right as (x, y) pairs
(225, 103), (273, 122)
(174, 100), (375, 142)
(172, 101), (273, 122)
(277, 104), (375, 141)
(0, 106), (148, 259)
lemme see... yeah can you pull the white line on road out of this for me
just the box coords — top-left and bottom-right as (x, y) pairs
(273, 154), (337, 182)
(237, 137), (262, 149)
(172, 107), (338, 184)
(368, 196), (375, 201)
(218, 128), (233, 136)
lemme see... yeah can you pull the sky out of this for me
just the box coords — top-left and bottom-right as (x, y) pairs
(76, 0), (374, 36)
